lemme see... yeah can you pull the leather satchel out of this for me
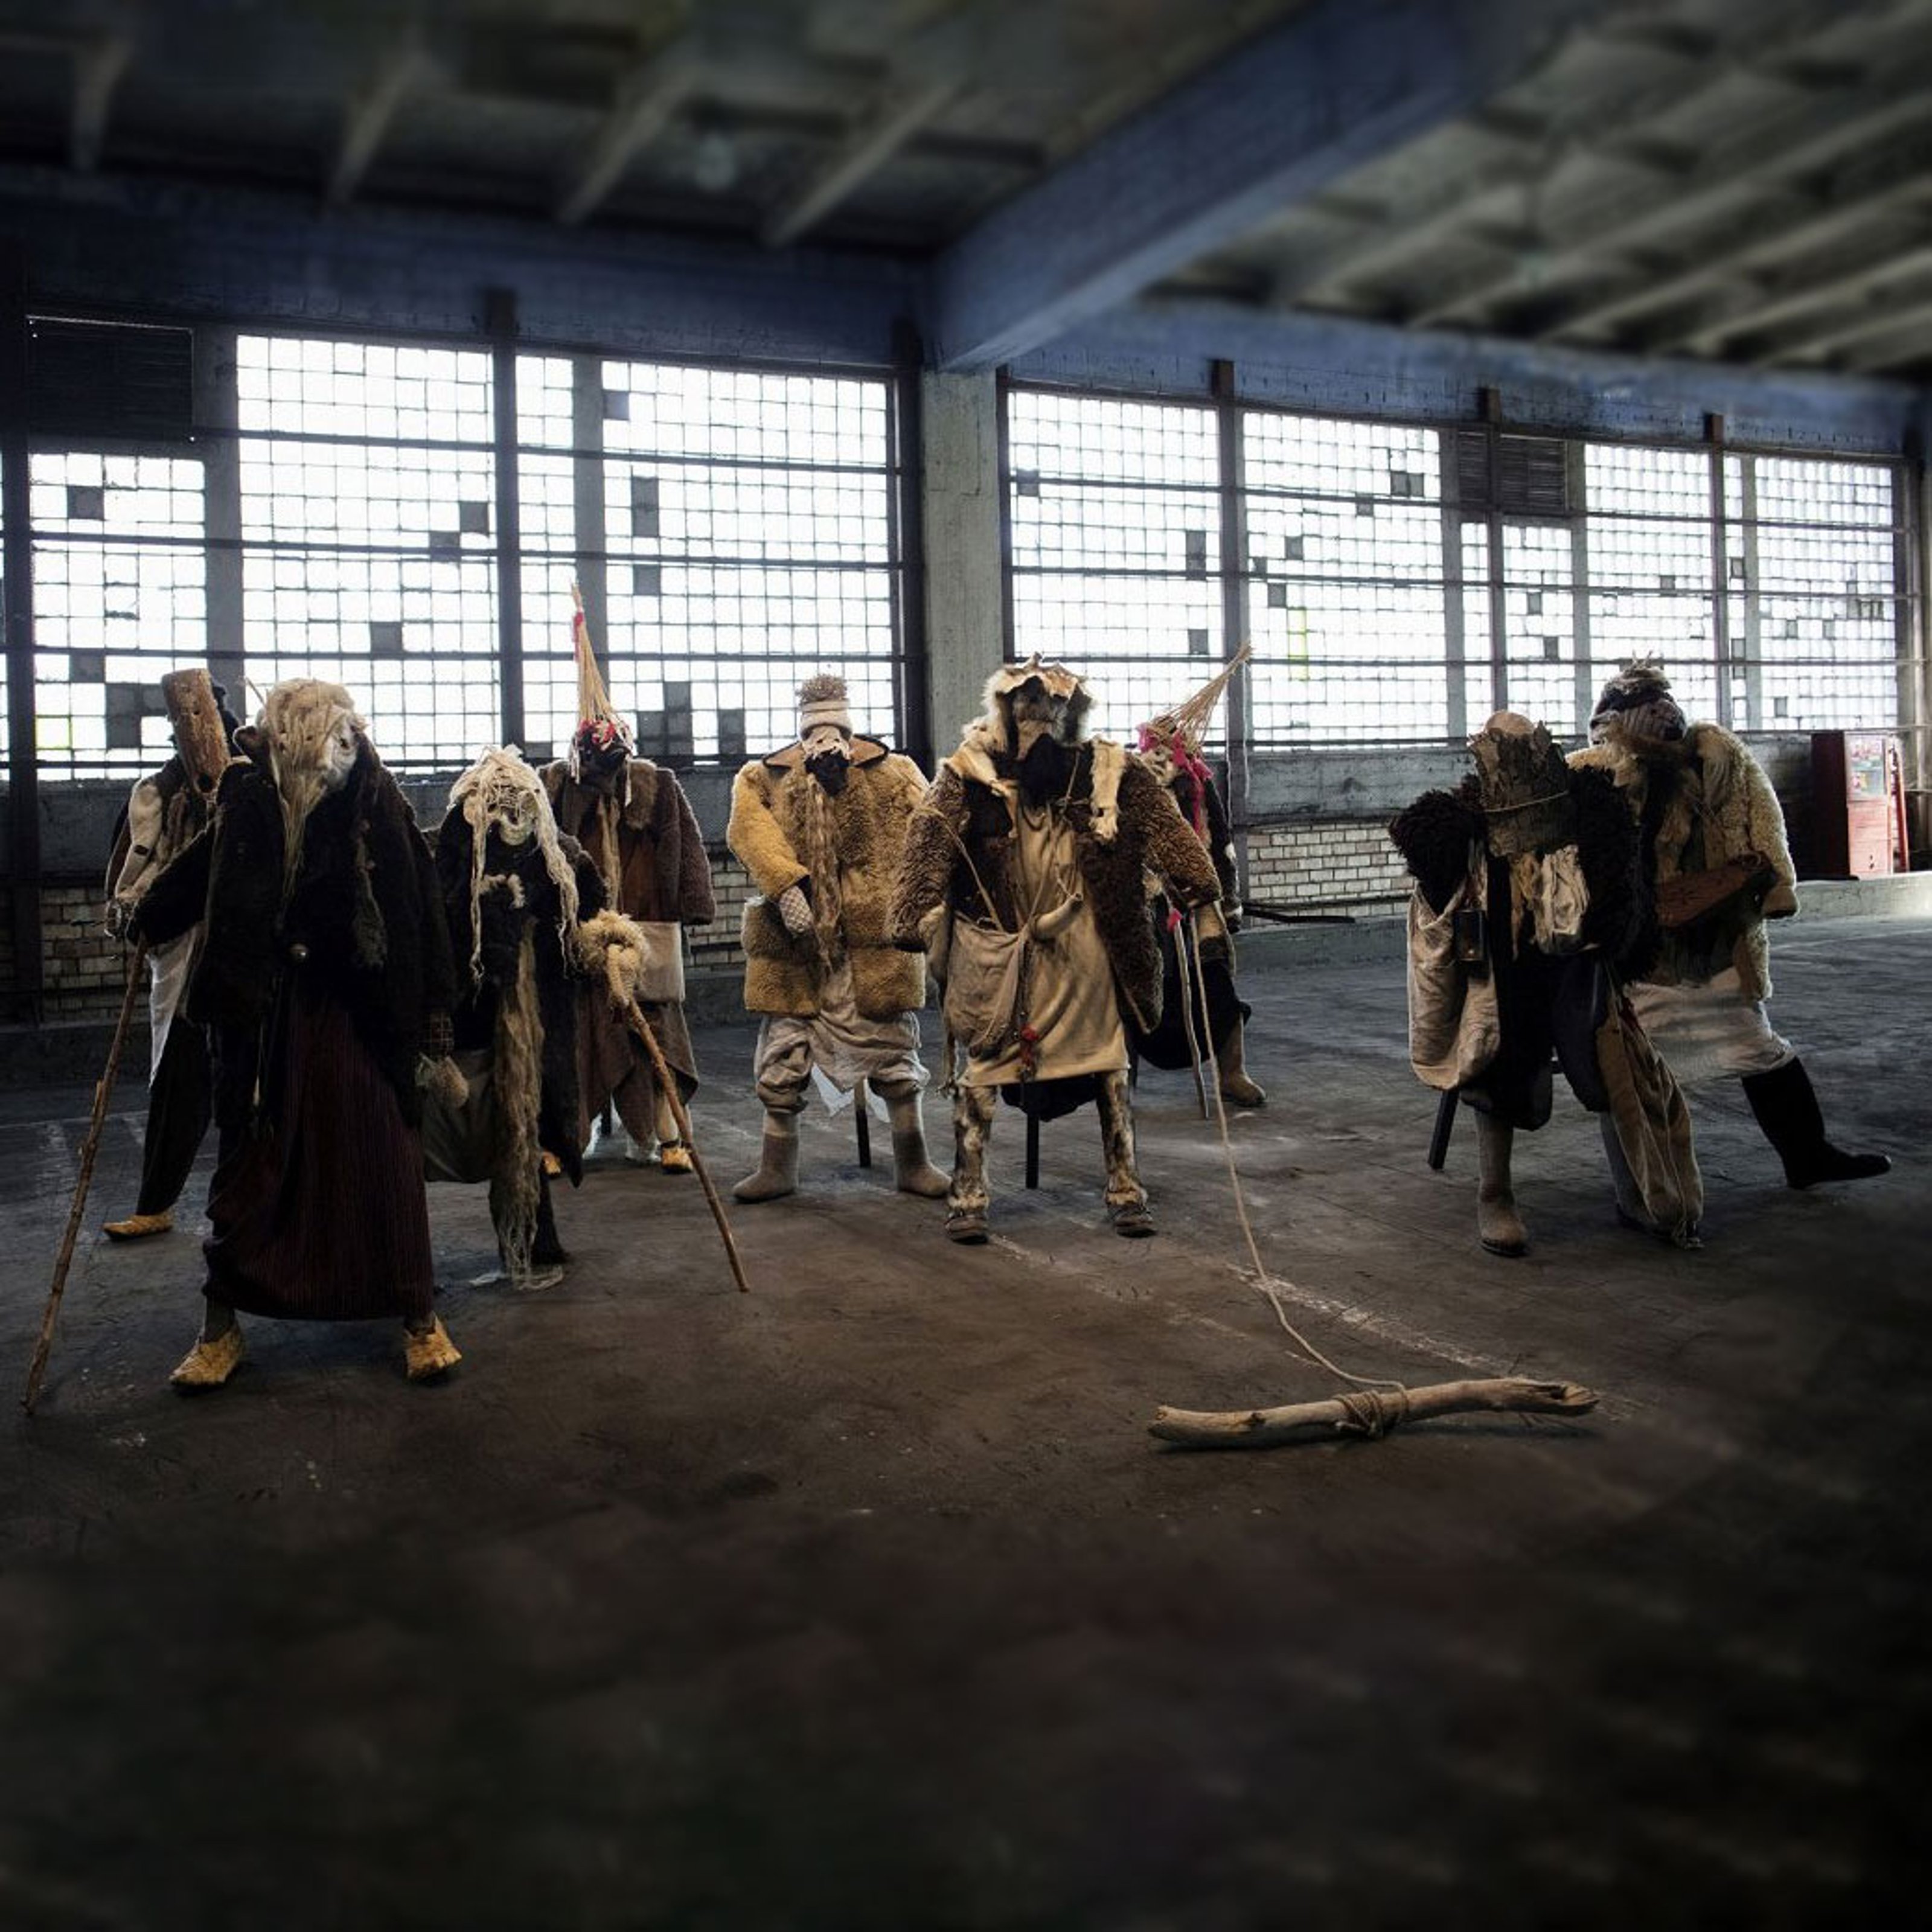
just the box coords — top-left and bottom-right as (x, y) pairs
(1655, 852), (1776, 931)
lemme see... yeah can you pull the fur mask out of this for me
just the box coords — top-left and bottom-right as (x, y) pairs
(1469, 711), (1578, 857)
(256, 679), (366, 884)
(1590, 657), (1689, 755)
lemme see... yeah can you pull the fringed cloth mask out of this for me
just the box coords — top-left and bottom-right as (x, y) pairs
(448, 747), (581, 987)
(256, 679), (365, 891)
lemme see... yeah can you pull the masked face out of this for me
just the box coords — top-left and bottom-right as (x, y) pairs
(1005, 677), (1072, 756)
(574, 721), (630, 793)
(491, 793), (537, 847)
(160, 670), (234, 799)
(801, 723), (851, 796)
(318, 715), (358, 794)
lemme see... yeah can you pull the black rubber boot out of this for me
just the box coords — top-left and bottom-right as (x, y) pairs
(531, 1171), (568, 1267)
(1741, 1057), (1892, 1190)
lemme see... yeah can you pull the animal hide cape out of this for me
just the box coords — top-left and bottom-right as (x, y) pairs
(135, 737), (455, 1126)
(891, 738), (1220, 1032)
(1570, 723), (1796, 1001)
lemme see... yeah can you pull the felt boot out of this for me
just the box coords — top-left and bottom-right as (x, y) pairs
(170, 1320), (245, 1390)
(732, 1107), (800, 1203)
(1474, 1110), (1527, 1257)
(405, 1316), (462, 1381)
(104, 1209), (174, 1241)
(1215, 1025), (1266, 1108)
(878, 1082), (948, 1198)
(1741, 1057), (1892, 1189)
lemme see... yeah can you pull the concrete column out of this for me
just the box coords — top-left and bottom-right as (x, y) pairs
(195, 325), (246, 706)
(918, 369), (1005, 756)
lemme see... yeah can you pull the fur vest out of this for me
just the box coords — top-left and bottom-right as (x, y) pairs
(728, 737), (929, 1020)
(433, 819), (607, 1185)
(136, 742), (455, 1124)
(890, 739), (1221, 1031)
(1570, 724), (1796, 1001)
(541, 758), (715, 929)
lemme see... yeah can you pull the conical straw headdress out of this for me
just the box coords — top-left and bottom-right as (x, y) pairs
(1140, 642), (1252, 756)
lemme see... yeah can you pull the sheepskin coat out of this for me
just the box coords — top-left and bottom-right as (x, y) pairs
(729, 736), (929, 1020)
(890, 737), (1221, 1032)
(540, 757), (715, 928)
(1570, 723), (1796, 1001)
(135, 737), (455, 1128)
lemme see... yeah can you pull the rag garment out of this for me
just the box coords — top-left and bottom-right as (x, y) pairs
(1627, 970), (1795, 1083)
(753, 956), (927, 1110)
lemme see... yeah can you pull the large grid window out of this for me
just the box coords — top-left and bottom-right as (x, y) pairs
(28, 452), (206, 776)
(237, 336), (501, 770)
(1007, 391), (1223, 742)
(1006, 385), (1915, 752)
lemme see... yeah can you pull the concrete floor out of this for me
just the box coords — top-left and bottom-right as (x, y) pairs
(2, 917), (1927, 1929)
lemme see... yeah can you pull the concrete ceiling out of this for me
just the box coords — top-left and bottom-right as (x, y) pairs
(2, 0), (1931, 379)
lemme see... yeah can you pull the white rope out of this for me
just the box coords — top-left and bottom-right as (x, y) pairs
(1184, 910), (1407, 1397)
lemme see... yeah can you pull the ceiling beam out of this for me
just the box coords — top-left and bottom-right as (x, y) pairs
(927, 0), (1625, 373)
(556, 37), (699, 226)
(326, 40), (432, 207)
(1407, 17), (1932, 327)
(69, 32), (131, 172)
(1826, 293), (1932, 369)
(1270, 0), (1897, 312)
(1541, 130), (1932, 346)
(761, 72), (959, 248)
(1743, 250), (1932, 362)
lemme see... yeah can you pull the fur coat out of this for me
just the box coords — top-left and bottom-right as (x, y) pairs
(433, 817), (607, 1185)
(135, 739), (455, 1126)
(1569, 724), (1796, 1002)
(1387, 766), (1657, 981)
(890, 738), (1221, 1032)
(541, 758), (715, 928)
(728, 736), (929, 1020)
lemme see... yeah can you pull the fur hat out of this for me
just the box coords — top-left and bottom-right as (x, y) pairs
(980, 654), (1093, 746)
(1589, 657), (1687, 747)
(797, 673), (852, 740)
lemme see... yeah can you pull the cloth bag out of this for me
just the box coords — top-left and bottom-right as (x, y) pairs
(942, 918), (1027, 1060)
(628, 918), (686, 1003)
(1406, 880), (1500, 1090)
(1595, 990), (1704, 1244)
(420, 1047), (496, 1185)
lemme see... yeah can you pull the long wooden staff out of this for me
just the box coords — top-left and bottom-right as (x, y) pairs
(615, 991), (751, 1294)
(24, 942), (149, 1412)
(1151, 1378), (1598, 1450)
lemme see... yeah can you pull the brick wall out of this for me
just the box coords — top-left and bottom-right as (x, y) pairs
(1241, 818), (1408, 918)
(40, 883), (133, 1019)
(690, 851), (752, 974)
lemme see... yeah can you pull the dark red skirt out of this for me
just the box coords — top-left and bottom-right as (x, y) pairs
(203, 984), (435, 1323)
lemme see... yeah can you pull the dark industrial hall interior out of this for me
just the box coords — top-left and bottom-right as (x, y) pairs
(1, 2), (1928, 1926)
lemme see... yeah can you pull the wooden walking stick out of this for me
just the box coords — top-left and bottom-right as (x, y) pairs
(616, 990), (752, 1294)
(24, 942), (149, 1413)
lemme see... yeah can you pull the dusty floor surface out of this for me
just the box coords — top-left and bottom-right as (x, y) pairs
(2, 917), (1927, 1930)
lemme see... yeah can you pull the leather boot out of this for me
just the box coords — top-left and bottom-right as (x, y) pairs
(732, 1107), (801, 1203)
(1741, 1057), (1892, 1189)
(1474, 1109), (1527, 1257)
(878, 1082), (949, 1198)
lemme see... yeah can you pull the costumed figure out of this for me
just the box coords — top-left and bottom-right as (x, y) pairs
(1133, 649), (1265, 1107)
(1572, 659), (1890, 1189)
(425, 747), (610, 1285)
(726, 674), (947, 1204)
(540, 591), (715, 1172)
(891, 656), (1222, 1243)
(100, 669), (239, 1240)
(130, 680), (463, 1387)
(1390, 710), (1701, 1256)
